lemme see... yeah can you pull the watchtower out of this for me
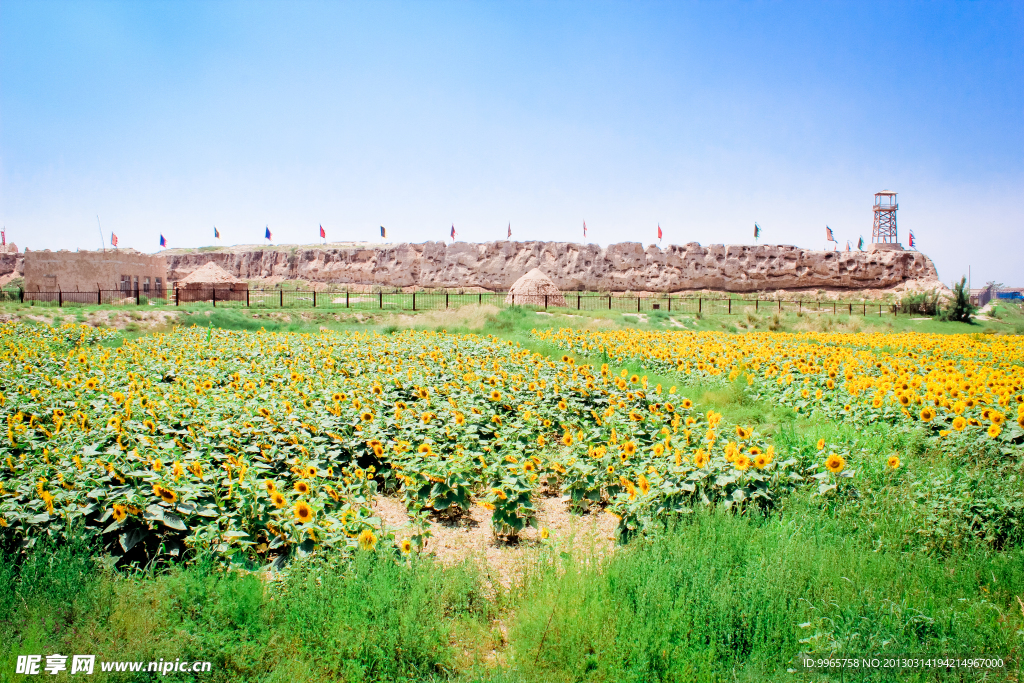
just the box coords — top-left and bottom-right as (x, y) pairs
(871, 191), (898, 244)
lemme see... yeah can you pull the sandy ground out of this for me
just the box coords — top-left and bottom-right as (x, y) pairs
(372, 492), (619, 588)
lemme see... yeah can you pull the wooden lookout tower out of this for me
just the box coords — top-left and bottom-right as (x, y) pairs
(871, 191), (899, 246)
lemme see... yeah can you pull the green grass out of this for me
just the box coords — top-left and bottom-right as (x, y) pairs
(1, 535), (494, 682)
(501, 507), (1022, 682)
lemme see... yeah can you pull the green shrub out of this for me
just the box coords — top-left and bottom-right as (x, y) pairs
(940, 276), (977, 322)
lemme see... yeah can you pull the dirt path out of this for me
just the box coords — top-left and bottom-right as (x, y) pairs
(372, 493), (619, 587)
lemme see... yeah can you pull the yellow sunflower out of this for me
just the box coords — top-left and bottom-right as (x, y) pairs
(294, 501), (313, 524)
(825, 453), (845, 474)
(358, 528), (377, 551)
(294, 480), (311, 495)
(693, 450), (709, 468)
(887, 455), (900, 469)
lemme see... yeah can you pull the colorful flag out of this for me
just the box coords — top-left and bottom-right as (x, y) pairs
(507, 223), (511, 239)
(583, 221), (587, 238)
(825, 226), (835, 242)
(214, 226), (220, 239)
(265, 226), (272, 241)
(858, 236), (864, 250)
(320, 225), (326, 240)
(159, 234), (166, 248)
(908, 230), (915, 248)
(110, 233), (118, 247)
(657, 224), (663, 240)
(1, 229), (5, 246)
(450, 224), (456, 241)
(754, 222), (761, 240)
(845, 240), (851, 251)
(380, 226), (387, 238)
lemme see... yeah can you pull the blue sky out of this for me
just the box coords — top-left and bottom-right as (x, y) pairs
(2, 1), (1022, 285)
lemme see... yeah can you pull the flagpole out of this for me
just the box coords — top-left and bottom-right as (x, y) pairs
(97, 216), (105, 253)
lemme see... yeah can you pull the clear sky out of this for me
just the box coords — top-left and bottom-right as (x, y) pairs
(2, 1), (1022, 285)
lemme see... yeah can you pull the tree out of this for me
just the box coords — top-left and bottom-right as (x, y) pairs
(941, 276), (977, 323)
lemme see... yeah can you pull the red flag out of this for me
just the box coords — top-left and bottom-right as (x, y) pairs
(111, 233), (118, 247)
(657, 225), (662, 240)
(507, 223), (511, 239)
(583, 221), (587, 237)
(1, 230), (5, 246)
(320, 225), (326, 239)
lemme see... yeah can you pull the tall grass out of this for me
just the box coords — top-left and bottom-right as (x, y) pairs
(1, 540), (492, 683)
(505, 508), (1023, 682)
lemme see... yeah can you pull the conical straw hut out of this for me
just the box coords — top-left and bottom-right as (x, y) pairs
(505, 268), (567, 307)
(175, 262), (248, 302)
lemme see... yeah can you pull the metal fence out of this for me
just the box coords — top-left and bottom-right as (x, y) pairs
(0, 287), (920, 316)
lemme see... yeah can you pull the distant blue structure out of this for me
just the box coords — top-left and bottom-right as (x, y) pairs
(996, 291), (1023, 300)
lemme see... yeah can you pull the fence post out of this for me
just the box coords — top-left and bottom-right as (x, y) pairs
(833, 301), (836, 314)
(728, 298), (732, 314)
(98, 289), (102, 305)
(212, 288), (216, 307)
(755, 297), (758, 312)
(279, 290), (284, 308)
(313, 290), (316, 308)
(445, 292), (449, 309)
(412, 292), (416, 311)
(863, 303), (866, 315)
(379, 291), (383, 309)
(699, 297), (702, 314)
(778, 299), (781, 312)
(608, 295), (611, 310)
(58, 290), (62, 307)
(346, 291), (350, 308)
(175, 288), (180, 306)
(545, 294), (548, 309)
(577, 293), (581, 310)
(246, 289), (250, 307)
(19, 288), (24, 303)
(799, 300), (802, 313)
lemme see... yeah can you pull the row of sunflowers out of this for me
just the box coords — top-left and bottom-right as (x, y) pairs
(531, 328), (1024, 455)
(2, 322), (859, 564)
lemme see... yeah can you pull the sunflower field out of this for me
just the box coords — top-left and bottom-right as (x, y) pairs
(0, 320), (849, 566)
(534, 328), (1024, 457)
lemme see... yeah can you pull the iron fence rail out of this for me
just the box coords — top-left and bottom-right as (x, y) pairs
(2, 287), (931, 316)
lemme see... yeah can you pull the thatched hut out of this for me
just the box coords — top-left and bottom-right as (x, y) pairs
(175, 262), (247, 302)
(505, 268), (567, 307)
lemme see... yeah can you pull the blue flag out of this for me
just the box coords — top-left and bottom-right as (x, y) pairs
(265, 226), (272, 241)
(159, 234), (166, 248)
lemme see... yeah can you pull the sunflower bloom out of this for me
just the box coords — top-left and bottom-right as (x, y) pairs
(825, 453), (845, 474)
(358, 528), (377, 551)
(294, 501), (313, 524)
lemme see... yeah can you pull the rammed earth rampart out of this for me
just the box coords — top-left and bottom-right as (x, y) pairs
(164, 241), (939, 293)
